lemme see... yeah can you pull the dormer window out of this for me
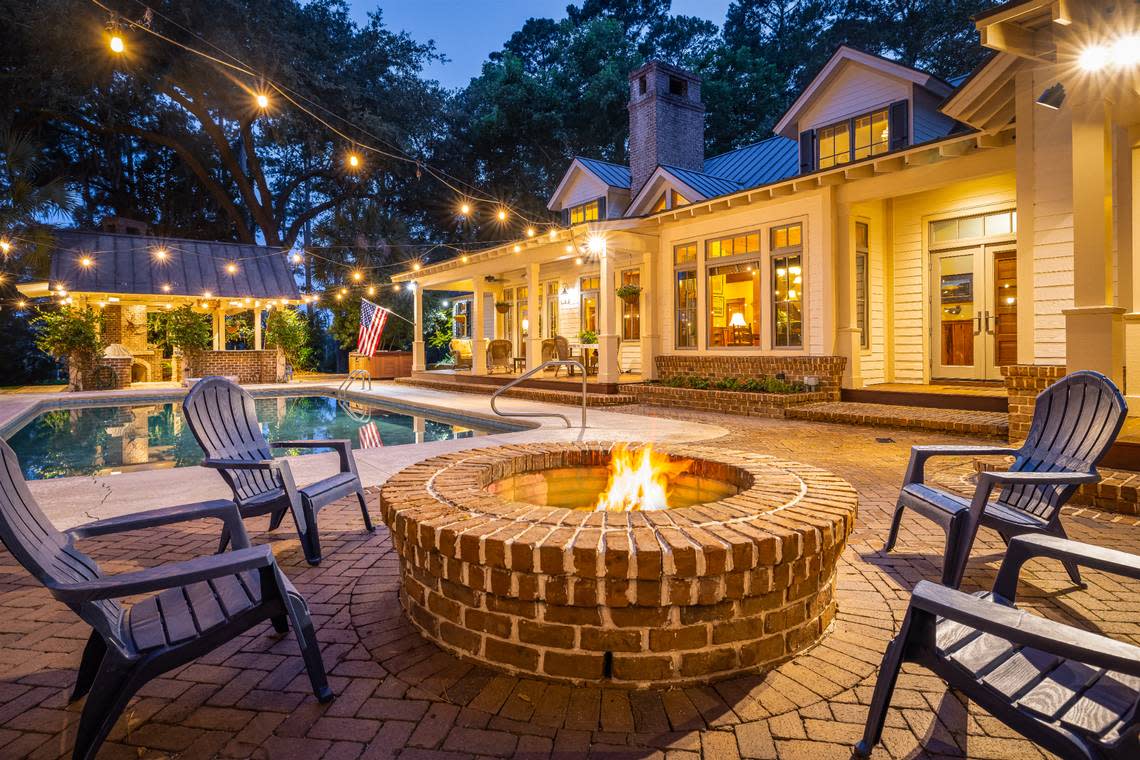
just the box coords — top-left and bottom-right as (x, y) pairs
(566, 198), (603, 225)
(819, 107), (890, 169)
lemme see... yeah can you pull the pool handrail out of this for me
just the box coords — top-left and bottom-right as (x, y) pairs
(490, 360), (586, 429)
(339, 368), (371, 393)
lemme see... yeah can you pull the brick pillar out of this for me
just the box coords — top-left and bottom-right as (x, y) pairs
(1001, 364), (1066, 443)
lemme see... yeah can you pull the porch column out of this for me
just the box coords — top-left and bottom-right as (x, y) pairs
(639, 247), (657, 380)
(253, 308), (263, 350)
(471, 280), (487, 374)
(1064, 96), (1125, 385)
(527, 262), (542, 371)
(597, 242), (619, 383)
(412, 283), (425, 372)
(834, 203), (862, 388)
(1124, 129), (1140, 410)
(212, 307), (225, 351)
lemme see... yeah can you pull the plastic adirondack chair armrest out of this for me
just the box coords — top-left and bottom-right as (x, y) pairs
(911, 580), (1140, 677)
(51, 546), (276, 604)
(994, 534), (1140, 601)
(201, 458), (279, 471)
(270, 439), (356, 474)
(67, 499), (243, 540)
(904, 445), (1020, 485)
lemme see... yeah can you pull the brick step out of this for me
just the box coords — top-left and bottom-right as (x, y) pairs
(785, 401), (1009, 438)
(393, 377), (636, 407)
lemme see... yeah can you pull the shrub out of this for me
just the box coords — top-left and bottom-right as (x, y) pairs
(32, 305), (104, 366)
(165, 304), (211, 351)
(265, 307), (311, 368)
(657, 374), (807, 394)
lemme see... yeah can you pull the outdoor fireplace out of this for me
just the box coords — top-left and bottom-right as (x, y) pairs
(379, 443), (857, 687)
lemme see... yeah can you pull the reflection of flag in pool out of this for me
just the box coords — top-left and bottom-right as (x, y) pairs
(358, 421), (383, 449)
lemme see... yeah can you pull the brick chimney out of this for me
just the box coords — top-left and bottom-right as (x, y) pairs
(627, 61), (705, 197)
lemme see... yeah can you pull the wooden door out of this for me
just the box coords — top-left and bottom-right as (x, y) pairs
(990, 249), (1018, 370)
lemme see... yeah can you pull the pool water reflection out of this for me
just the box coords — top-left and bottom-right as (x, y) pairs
(6, 395), (490, 480)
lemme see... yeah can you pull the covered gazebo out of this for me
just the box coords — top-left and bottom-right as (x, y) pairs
(17, 224), (301, 385)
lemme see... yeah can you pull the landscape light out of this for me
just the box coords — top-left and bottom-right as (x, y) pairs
(203, 291), (212, 298)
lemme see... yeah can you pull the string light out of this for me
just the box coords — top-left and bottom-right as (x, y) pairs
(161, 283), (171, 292)
(459, 202), (471, 216)
(497, 209), (508, 222)
(461, 255), (469, 264)
(412, 262), (421, 271)
(291, 252), (303, 264)
(226, 262), (238, 274)
(346, 150), (361, 170)
(513, 245), (521, 253)
(16, 300), (26, 309)
(392, 284), (400, 292)
(0, 240), (11, 255)
(367, 285), (375, 296)
(152, 246), (168, 261)
(79, 256), (94, 268)
(109, 33), (125, 54)
(339, 287), (347, 295)
(255, 92), (269, 109)
(352, 270), (363, 281)
(575, 257), (583, 266)
(526, 228), (535, 238)
(335, 293), (343, 301)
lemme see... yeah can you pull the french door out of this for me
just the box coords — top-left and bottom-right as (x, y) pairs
(931, 245), (1017, 380)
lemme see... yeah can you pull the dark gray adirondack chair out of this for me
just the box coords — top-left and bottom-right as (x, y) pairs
(0, 439), (333, 760)
(857, 533), (1140, 759)
(182, 377), (374, 566)
(884, 370), (1126, 588)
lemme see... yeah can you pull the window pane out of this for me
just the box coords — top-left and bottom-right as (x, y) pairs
(856, 251), (869, 349)
(707, 239), (721, 259)
(985, 211), (1012, 236)
(871, 109), (889, 154)
(675, 270), (697, 348)
(674, 242), (696, 265)
(788, 224), (802, 247)
(581, 294), (597, 333)
(707, 262), (760, 347)
(621, 270), (640, 340)
(773, 254), (804, 348)
(834, 125), (850, 164)
(930, 219), (957, 243)
(707, 232), (759, 260)
(585, 200), (599, 222)
(856, 221), (869, 250)
(772, 223), (802, 250)
(772, 226), (787, 250)
(958, 215), (984, 239)
(854, 115), (871, 160)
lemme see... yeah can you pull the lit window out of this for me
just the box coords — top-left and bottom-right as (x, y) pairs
(453, 299), (470, 338)
(818, 122), (851, 169)
(545, 281), (559, 337)
(675, 270), (697, 348)
(854, 109), (890, 160)
(772, 224), (804, 348)
(707, 262), (761, 348)
(569, 199), (601, 225)
(706, 231), (760, 260)
(580, 277), (599, 333)
(856, 222), (870, 350)
(621, 270), (640, 340)
(674, 242), (697, 265)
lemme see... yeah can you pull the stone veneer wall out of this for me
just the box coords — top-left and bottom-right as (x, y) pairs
(654, 355), (846, 401)
(380, 443), (857, 687)
(1000, 364), (1066, 443)
(621, 384), (829, 418)
(186, 349), (283, 384)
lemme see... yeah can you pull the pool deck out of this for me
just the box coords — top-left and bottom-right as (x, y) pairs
(0, 381), (727, 528)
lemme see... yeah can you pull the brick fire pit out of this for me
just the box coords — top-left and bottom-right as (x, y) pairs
(378, 443), (857, 687)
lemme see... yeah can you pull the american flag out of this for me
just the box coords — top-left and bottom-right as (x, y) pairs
(358, 421), (383, 449)
(357, 298), (389, 357)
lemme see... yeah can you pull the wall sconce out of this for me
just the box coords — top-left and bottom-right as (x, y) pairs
(1036, 82), (1066, 110)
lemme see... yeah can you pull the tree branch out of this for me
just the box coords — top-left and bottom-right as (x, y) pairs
(283, 192), (354, 250)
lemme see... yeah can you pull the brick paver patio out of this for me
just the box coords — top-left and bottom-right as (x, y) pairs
(2, 406), (1138, 759)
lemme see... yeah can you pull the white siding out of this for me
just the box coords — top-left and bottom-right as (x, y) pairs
(913, 87), (957, 144)
(558, 171), (610, 211)
(799, 62), (910, 133)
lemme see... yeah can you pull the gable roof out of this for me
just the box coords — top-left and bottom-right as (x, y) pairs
(661, 166), (743, 199)
(703, 137), (800, 188)
(575, 156), (631, 189)
(47, 230), (300, 300)
(773, 46), (956, 138)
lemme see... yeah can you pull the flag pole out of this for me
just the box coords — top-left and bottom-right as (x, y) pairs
(374, 303), (416, 326)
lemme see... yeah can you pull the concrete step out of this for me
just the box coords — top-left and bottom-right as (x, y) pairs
(393, 377), (637, 407)
(786, 401), (1009, 438)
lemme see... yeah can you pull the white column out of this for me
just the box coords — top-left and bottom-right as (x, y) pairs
(412, 284), (425, 372)
(597, 242), (619, 383)
(639, 247), (657, 379)
(1064, 95), (1125, 384)
(527, 262), (542, 371)
(834, 203), (862, 388)
(471, 281), (487, 374)
(1124, 130), (1140, 411)
(212, 308), (225, 351)
(253, 309), (263, 350)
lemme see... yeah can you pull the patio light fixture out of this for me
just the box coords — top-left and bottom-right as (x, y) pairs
(586, 234), (606, 254)
(1078, 33), (1140, 72)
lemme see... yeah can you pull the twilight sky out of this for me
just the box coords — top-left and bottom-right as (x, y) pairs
(349, 1), (733, 89)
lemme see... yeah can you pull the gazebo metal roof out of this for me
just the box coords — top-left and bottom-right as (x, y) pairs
(45, 230), (300, 301)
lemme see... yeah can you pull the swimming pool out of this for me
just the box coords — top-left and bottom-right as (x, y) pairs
(5, 394), (498, 480)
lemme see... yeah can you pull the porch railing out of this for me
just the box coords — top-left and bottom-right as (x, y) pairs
(490, 360), (587, 428)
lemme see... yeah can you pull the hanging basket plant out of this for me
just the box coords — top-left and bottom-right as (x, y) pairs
(617, 283), (643, 304)
(495, 301), (511, 314)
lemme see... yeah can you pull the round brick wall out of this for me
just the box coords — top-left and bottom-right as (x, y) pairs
(378, 443), (857, 687)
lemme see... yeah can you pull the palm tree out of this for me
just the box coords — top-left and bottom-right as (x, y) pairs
(0, 129), (75, 277)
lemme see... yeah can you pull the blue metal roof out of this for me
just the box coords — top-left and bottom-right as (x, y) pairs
(703, 137), (799, 189)
(660, 166), (743, 199)
(574, 156), (631, 189)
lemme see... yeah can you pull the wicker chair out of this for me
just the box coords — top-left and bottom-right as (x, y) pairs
(486, 339), (513, 374)
(449, 339), (472, 370)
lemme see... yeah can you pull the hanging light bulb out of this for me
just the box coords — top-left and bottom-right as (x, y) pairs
(352, 270), (363, 282)
(346, 150), (362, 170)
(0, 240), (11, 255)
(339, 287), (348, 295)
(16, 300), (26, 309)
(393, 284), (400, 292)
(526, 227), (536, 238)
(575, 257), (583, 266)
(226, 262), (238, 274)
(291, 252), (303, 264)
(161, 283), (171, 293)
(109, 33), (125, 54)
(255, 93), (269, 109)
(367, 285), (375, 296)
(513, 245), (521, 253)
(79, 256), (94, 268)
(461, 255), (469, 264)
(152, 247), (168, 261)
(413, 262), (422, 271)
(335, 293), (343, 301)
(497, 208), (508, 222)
(459, 202), (471, 216)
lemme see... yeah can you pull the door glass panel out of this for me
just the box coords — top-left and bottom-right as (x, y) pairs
(993, 250), (1018, 366)
(939, 255), (975, 367)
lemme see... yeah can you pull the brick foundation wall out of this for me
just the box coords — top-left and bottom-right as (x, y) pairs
(655, 355), (846, 401)
(620, 384), (828, 418)
(186, 349), (283, 384)
(380, 443), (857, 687)
(1000, 365), (1066, 443)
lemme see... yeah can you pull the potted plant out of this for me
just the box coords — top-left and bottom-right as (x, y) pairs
(495, 300), (511, 314)
(32, 305), (105, 391)
(578, 329), (598, 345)
(616, 283), (642, 304)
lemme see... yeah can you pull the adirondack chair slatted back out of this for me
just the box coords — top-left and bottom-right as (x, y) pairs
(183, 378), (279, 503)
(0, 440), (125, 645)
(1002, 371), (1126, 520)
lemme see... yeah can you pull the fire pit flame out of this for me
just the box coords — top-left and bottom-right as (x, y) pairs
(594, 444), (692, 511)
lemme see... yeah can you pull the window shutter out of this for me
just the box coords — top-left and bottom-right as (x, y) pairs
(889, 100), (909, 151)
(561, 208), (570, 226)
(597, 196), (607, 219)
(798, 130), (816, 174)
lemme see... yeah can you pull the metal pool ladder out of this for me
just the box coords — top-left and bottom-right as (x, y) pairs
(490, 360), (587, 428)
(339, 368), (371, 393)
